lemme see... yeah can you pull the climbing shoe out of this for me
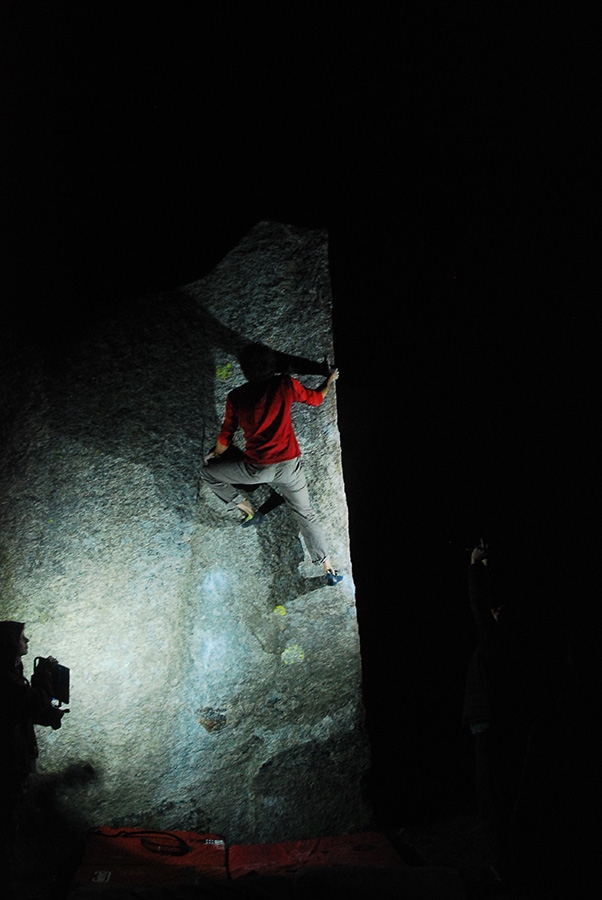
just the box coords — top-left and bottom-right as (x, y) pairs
(241, 510), (265, 528)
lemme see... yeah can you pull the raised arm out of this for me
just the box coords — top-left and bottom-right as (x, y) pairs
(318, 368), (339, 400)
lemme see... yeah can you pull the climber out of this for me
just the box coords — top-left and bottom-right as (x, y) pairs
(200, 343), (343, 585)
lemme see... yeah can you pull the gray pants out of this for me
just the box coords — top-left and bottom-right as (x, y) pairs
(200, 456), (329, 564)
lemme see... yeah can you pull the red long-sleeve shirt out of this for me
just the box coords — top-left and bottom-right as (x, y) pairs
(217, 374), (323, 464)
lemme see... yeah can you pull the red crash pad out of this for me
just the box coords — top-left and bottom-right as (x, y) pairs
(72, 827), (227, 887)
(228, 831), (406, 878)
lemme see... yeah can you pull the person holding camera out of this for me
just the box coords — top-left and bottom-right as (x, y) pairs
(0, 620), (67, 891)
(462, 541), (548, 887)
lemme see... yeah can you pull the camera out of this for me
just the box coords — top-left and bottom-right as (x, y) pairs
(34, 656), (70, 706)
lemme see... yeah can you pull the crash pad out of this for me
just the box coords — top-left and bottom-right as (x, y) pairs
(228, 831), (405, 878)
(71, 827), (228, 887)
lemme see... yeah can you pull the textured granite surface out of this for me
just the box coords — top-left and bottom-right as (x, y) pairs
(0, 221), (369, 842)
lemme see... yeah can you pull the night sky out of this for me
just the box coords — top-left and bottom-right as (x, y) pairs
(2, 7), (598, 823)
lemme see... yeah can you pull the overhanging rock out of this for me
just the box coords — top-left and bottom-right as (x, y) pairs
(0, 220), (370, 842)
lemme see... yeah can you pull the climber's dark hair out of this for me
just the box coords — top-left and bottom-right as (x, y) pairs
(238, 343), (278, 382)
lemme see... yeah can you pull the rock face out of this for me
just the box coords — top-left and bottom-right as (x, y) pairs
(0, 221), (369, 842)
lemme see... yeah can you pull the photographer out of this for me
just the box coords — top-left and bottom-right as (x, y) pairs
(462, 543), (542, 886)
(0, 620), (67, 891)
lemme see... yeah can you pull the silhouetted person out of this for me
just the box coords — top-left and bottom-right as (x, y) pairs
(200, 343), (343, 584)
(0, 621), (67, 894)
(462, 542), (542, 885)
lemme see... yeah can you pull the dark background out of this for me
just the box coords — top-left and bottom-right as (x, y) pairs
(1, 7), (598, 825)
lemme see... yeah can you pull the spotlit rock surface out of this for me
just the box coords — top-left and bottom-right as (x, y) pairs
(0, 221), (369, 842)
